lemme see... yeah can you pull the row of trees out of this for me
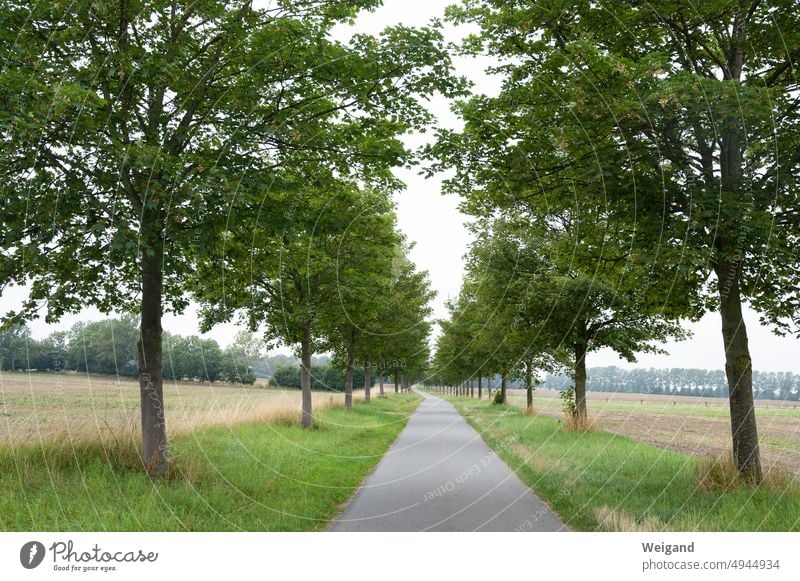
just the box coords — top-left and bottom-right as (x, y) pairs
(430, 214), (684, 414)
(1, 1), (452, 476)
(251, 354), (332, 380)
(542, 367), (800, 401)
(272, 364), (372, 392)
(429, 0), (800, 483)
(0, 320), (262, 384)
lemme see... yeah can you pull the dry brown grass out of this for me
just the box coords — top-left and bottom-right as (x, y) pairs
(562, 414), (598, 432)
(696, 454), (796, 492)
(509, 442), (563, 473)
(0, 371), (372, 448)
(594, 505), (665, 532)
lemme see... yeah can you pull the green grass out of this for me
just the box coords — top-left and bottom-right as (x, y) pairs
(0, 394), (420, 531)
(448, 397), (800, 532)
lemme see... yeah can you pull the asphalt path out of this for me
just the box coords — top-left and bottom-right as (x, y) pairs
(331, 388), (567, 531)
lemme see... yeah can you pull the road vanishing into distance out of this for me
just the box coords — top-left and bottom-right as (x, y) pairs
(331, 389), (567, 532)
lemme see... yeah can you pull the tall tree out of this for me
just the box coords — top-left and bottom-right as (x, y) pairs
(321, 190), (400, 409)
(377, 246), (436, 391)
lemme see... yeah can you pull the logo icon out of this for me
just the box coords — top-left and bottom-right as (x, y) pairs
(20, 541), (46, 569)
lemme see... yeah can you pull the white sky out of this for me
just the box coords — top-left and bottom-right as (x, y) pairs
(1, 0), (799, 373)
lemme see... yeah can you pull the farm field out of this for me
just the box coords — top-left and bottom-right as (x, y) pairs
(0, 371), (380, 447)
(501, 389), (800, 477)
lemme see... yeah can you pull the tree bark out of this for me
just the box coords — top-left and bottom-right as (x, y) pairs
(716, 254), (762, 482)
(574, 338), (588, 422)
(712, 3), (762, 484)
(394, 372), (399, 393)
(300, 325), (313, 428)
(379, 372), (384, 396)
(344, 328), (355, 410)
(364, 353), (371, 403)
(526, 358), (534, 412)
(500, 373), (507, 404)
(138, 247), (169, 477)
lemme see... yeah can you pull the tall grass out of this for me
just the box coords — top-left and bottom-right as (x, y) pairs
(696, 455), (794, 493)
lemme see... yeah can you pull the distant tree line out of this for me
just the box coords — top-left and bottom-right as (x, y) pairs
(541, 367), (800, 402)
(0, 319), (394, 392)
(0, 318), (259, 384)
(253, 354), (331, 380)
(271, 365), (373, 391)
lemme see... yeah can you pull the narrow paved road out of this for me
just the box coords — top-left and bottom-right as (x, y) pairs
(331, 389), (566, 531)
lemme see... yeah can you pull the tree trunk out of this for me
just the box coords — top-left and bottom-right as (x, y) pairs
(574, 339), (588, 422)
(526, 358), (534, 412)
(394, 372), (399, 393)
(300, 325), (313, 428)
(712, 4), (761, 484)
(478, 375), (482, 399)
(379, 372), (384, 396)
(500, 373), (507, 404)
(138, 248), (169, 477)
(716, 255), (762, 482)
(364, 353), (371, 403)
(344, 329), (355, 410)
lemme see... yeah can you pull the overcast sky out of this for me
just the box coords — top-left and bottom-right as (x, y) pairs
(2, 0), (799, 373)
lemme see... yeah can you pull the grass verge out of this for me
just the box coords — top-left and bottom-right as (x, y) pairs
(448, 397), (800, 531)
(0, 393), (420, 531)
